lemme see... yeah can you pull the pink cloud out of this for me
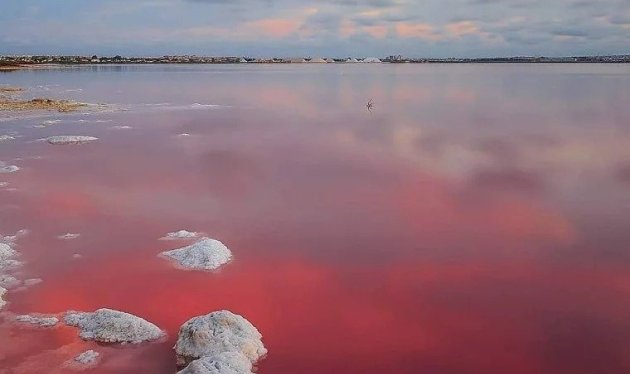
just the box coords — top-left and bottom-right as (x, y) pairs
(363, 24), (389, 39)
(340, 19), (357, 38)
(446, 21), (481, 37)
(395, 22), (442, 41)
(246, 18), (301, 38)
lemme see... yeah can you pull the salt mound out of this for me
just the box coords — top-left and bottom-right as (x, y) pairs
(0, 243), (17, 260)
(23, 278), (42, 287)
(2, 229), (29, 242)
(0, 243), (21, 271)
(0, 274), (21, 288)
(36, 119), (61, 128)
(46, 136), (98, 145)
(179, 352), (253, 374)
(64, 308), (165, 344)
(15, 314), (59, 327)
(160, 238), (232, 271)
(0, 286), (6, 310)
(0, 135), (15, 142)
(64, 349), (101, 371)
(161, 230), (200, 240)
(174, 310), (267, 367)
(14, 278), (43, 291)
(58, 233), (80, 240)
(0, 162), (19, 173)
(73, 350), (100, 365)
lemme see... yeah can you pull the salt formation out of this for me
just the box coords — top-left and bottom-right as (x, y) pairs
(0, 242), (21, 271)
(35, 119), (61, 128)
(178, 352), (253, 374)
(160, 238), (232, 271)
(15, 314), (59, 327)
(64, 350), (101, 370)
(161, 230), (200, 240)
(64, 308), (165, 344)
(58, 233), (81, 240)
(14, 277), (43, 291)
(23, 278), (42, 287)
(0, 135), (15, 141)
(46, 136), (98, 145)
(0, 274), (20, 288)
(0, 243), (18, 260)
(2, 229), (29, 242)
(0, 230), (30, 308)
(73, 350), (100, 365)
(0, 162), (19, 173)
(174, 310), (267, 368)
(0, 286), (6, 309)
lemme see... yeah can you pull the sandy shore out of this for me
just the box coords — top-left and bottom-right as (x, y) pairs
(0, 86), (23, 93)
(0, 64), (67, 73)
(0, 86), (87, 113)
(0, 98), (87, 113)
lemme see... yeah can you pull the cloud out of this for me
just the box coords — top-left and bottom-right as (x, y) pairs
(0, 0), (627, 56)
(396, 23), (442, 41)
(246, 18), (302, 38)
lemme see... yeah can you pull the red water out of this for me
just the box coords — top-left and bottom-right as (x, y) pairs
(1, 64), (630, 373)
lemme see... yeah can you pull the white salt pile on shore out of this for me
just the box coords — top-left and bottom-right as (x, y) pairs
(160, 238), (232, 271)
(175, 310), (267, 373)
(46, 136), (98, 145)
(64, 308), (165, 344)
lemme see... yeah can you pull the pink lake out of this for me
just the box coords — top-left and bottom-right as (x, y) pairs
(1, 64), (630, 373)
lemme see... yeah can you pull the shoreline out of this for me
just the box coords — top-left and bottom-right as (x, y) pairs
(2, 61), (629, 67)
(2, 54), (629, 69)
(0, 85), (88, 113)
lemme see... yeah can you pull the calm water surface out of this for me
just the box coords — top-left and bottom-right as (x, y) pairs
(1, 64), (630, 373)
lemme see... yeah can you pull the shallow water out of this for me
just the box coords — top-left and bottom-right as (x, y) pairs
(1, 64), (630, 373)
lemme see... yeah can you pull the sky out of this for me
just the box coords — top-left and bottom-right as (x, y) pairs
(0, 0), (628, 58)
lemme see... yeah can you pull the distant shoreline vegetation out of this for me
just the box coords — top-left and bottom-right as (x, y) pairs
(1, 54), (629, 66)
